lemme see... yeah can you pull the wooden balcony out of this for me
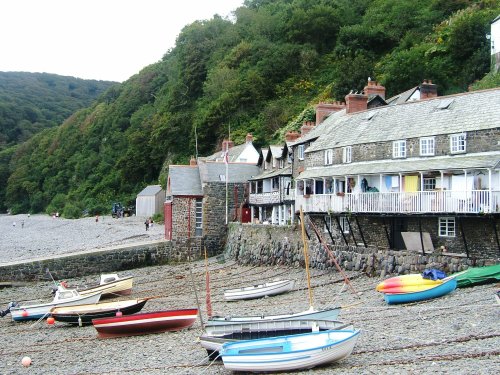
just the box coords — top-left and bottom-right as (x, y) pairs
(295, 190), (500, 215)
(249, 190), (296, 205)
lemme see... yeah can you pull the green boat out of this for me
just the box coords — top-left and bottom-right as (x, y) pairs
(453, 264), (500, 288)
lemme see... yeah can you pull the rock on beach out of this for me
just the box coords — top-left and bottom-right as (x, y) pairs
(0, 214), (498, 374)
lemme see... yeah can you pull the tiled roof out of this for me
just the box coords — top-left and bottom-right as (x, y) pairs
(249, 166), (292, 181)
(137, 185), (163, 196)
(168, 166), (203, 196)
(307, 88), (500, 153)
(297, 152), (500, 179)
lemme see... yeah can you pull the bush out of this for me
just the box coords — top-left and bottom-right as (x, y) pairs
(152, 212), (164, 224)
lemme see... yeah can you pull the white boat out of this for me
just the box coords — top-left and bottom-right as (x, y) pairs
(72, 274), (134, 298)
(224, 279), (295, 301)
(200, 319), (353, 356)
(220, 329), (360, 372)
(10, 287), (102, 321)
(206, 306), (341, 326)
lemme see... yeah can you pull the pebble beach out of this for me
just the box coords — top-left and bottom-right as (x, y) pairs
(0, 214), (499, 374)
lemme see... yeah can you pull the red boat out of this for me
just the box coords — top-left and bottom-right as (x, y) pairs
(92, 308), (198, 338)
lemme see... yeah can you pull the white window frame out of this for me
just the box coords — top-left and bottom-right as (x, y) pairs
(272, 157), (276, 168)
(298, 145), (305, 160)
(279, 159), (284, 169)
(393, 140), (406, 158)
(420, 137), (435, 156)
(423, 177), (436, 191)
(439, 217), (455, 237)
(195, 198), (203, 237)
(342, 146), (352, 163)
(324, 149), (333, 165)
(450, 133), (466, 154)
(339, 216), (350, 234)
(324, 215), (332, 233)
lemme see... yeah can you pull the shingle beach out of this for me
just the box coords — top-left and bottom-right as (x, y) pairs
(0, 214), (498, 374)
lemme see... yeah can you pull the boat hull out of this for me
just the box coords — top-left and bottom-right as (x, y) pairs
(224, 279), (295, 301)
(201, 320), (354, 356)
(92, 308), (198, 338)
(78, 276), (134, 298)
(221, 329), (360, 372)
(51, 299), (148, 325)
(206, 307), (340, 327)
(376, 274), (443, 293)
(11, 292), (102, 321)
(384, 278), (457, 305)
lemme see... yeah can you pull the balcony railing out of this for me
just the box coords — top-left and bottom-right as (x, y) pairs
(295, 190), (500, 214)
(249, 190), (296, 205)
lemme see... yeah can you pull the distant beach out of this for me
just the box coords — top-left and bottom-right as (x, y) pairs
(0, 214), (164, 265)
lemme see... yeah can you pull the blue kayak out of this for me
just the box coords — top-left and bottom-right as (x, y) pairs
(384, 277), (457, 305)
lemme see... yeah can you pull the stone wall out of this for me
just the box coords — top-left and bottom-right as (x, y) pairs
(225, 223), (499, 277)
(306, 129), (500, 167)
(0, 240), (201, 282)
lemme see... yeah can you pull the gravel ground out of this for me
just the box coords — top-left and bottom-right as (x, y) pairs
(0, 215), (498, 374)
(0, 214), (164, 264)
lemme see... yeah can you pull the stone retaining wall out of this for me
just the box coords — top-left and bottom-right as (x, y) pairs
(225, 223), (499, 276)
(0, 240), (190, 282)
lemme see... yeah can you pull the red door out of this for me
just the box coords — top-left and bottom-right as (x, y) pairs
(241, 207), (251, 223)
(164, 202), (172, 240)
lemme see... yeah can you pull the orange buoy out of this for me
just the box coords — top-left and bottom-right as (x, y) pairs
(21, 356), (31, 367)
(47, 317), (55, 325)
(116, 311), (123, 317)
(21, 310), (28, 317)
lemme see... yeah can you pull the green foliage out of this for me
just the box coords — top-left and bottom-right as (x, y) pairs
(1, 0), (498, 215)
(152, 212), (164, 224)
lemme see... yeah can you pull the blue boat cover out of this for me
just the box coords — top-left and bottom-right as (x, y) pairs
(422, 269), (447, 280)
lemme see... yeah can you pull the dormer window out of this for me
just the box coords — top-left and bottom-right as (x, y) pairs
(298, 145), (305, 160)
(450, 133), (466, 154)
(324, 149), (333, 165)
(393, 140), (406, 158)
(420, 137), (435, 156)
(279, 159), (284, 169)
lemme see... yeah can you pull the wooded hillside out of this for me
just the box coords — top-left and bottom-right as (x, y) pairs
(2, 0), (499, 216)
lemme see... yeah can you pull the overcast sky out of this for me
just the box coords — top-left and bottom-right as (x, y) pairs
(0, 0), (243, 82)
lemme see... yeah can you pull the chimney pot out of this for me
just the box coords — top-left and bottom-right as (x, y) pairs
(189, 157), (197, 166)
(315, 102), (346, 124)
(419, 79), (438, 99)
(245, 133), (253, 143)
(345, 92), (368, 114)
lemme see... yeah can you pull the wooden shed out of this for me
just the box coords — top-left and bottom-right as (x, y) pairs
(135, 185), (165, 217)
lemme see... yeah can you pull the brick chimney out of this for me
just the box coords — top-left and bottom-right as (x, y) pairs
(315, 101), (346, 124)
(363, 79), (386, 99)
(419, 79), (437, 99)
(345, 92), (368, 114)
(189, 157), (197, 166)
(245, 133), (253, 143)
(221, 139), (234, 152)
(285, 131), (301, 143)
(300, 121), (315, 136)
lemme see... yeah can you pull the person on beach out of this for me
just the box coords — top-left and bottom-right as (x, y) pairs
(145, 218), (149, 231)
(21, 220), (24, 229)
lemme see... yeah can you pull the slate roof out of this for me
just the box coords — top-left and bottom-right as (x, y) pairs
(269, 145), (284, 159)
(249, 166), (292, 181)
(385, 86), (419, 105)
(137, 185), (163, 196)
(168, 165), (203, 196)
(306, 88), (500, 153)
(298, 152), (500, 179)
(198, 160), (260, 183)
(289, 109), (347, 147)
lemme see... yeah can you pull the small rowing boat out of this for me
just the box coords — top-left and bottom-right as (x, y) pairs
(92, 308), (198, 338)
(9, 287), (102, 321)
(70, 274), (134, 298)
(50, 298), (149, 325)
(220, 329), (360, 372)
(224, 279), (295, 301)
(200, 319), (353, 358)
(383, 277), (457, 305)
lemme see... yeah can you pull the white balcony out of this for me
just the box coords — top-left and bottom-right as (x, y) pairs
(249, 190), (296, 205)
(295, 190), (500, 214)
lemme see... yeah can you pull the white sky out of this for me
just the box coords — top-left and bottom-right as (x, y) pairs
(0, 0), (244, 82)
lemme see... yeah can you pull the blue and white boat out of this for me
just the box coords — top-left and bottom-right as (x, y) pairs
(220, 329), (360, 372)
(383, 277), (457, 305)
(206, 306), (341, 327)
(10, 286), (102, 321)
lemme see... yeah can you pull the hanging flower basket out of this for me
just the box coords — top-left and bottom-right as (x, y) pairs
(336, 192), (345, 197)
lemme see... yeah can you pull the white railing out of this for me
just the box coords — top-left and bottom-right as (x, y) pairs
(249, 189), (296, 205)
(295, 190), (500, 214)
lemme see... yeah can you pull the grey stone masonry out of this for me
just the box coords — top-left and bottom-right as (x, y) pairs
(306, 128), (500, 168)
(225, 223), (499, 276)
